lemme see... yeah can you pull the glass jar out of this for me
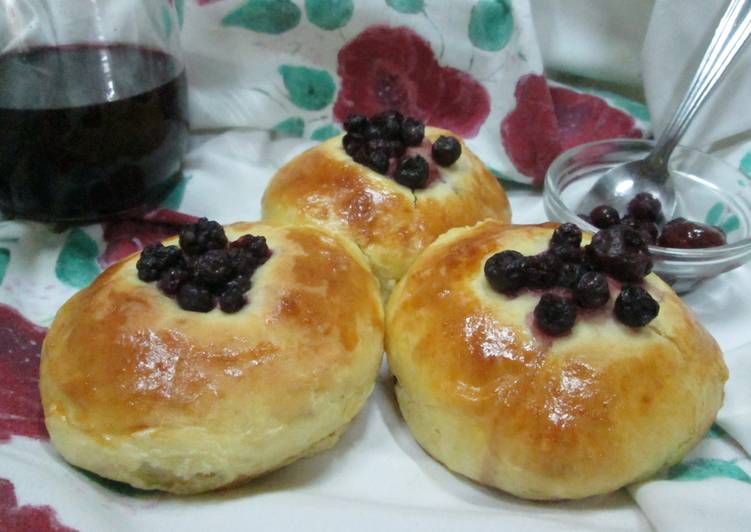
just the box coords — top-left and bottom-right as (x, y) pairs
(0, 0), (189, 222)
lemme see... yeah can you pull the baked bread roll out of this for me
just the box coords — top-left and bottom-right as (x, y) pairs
(262, 126), (511, 294)
(386, 220), (727, 500)
(40, 222), (384, 494)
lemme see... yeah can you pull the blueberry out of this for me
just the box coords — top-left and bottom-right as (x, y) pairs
(551, 223), (582, 249)
(484, 250), (525, 293)
(226, 275), (252, 293)
(219, 288), (246, 313)
(364, 124), (382, 141)
(431, 136), (462, 166)
(642, 222), (660, 246)
(401, 117), (425, 147)
(162, 245), (183, 265)
(388, 139), (406, 158)
(574, 271), (610, 309)
(525, 253), (562, 289)
(589, 205), (620, 229)
(136, 260), (161, 282)
(585, 225), (652, 282)
(231, 234), (270, 260)
(621, 215), (659, 246)
(177, 283), (215, 313)
(556, 262), (586, 289)
(627, 192), (663, 222)
(352, 146), (371, 167)
(342, 133), (363, 156)
(372, 110), (403, 139)
(193, 249), (234, 286)
(549, 223), (583, 262)
(367, 138), (390, 153)
(179, 218), (228, 256)
(158, 267), (191, 296)
(343, 114), (369, 135)
(366, 149), (390, 175)
(395, 155), (429, 189)
(614, 286), (659, 327)
(226, 248), (255, 276)
(549, 244), (583, 263)
(534, 294), (577, 336)
(136, 244), (183, 282)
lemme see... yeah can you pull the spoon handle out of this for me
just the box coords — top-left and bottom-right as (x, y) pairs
(648, 0), (751, 173)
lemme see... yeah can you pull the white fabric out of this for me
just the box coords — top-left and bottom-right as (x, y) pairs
(643, 0), (751, 150)
(531, 0), (654, 88)
(2, 1), (751, 530)
(180, 0), (542, 183)
(3, 131), (750, 531)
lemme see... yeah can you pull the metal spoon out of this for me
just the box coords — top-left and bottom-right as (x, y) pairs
(578, 0), (751, 217)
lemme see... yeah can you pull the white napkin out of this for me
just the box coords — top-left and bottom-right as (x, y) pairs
(642, 0), (751, 153)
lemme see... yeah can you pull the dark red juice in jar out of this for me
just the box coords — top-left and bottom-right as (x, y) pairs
(0, 44), (189, 221)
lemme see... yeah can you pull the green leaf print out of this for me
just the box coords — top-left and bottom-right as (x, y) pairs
(176, 0), (185, 28)
(160, 174), (190, 211)
(305, 0), (354, 30)
(705, 202), (740, 234)
(272, 117), (306, 137)
(740, 151), (751, 177)
(385, 0), (424, 14)
(667, 458), (751, 483)
(469, 0), (514, 52)
(278, 65), (336, 110)
(55, 229), (101, 289)
(162, 6), (173, 39)
(487, 166), (532, 190)
(705, 424), (728, 439)
(311, 124), (341, 141)
(222, 0), (302, 34)
(0, 248), (9, 285)
(77, 468), (157, 497)
(705, 203), (724, 226)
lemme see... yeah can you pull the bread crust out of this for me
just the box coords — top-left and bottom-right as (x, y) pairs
(386, 220), (728, 500)
(40, 222), (384, 494)
(262, 128), (511, 293)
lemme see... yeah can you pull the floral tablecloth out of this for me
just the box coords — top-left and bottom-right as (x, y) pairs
(1, 1), (751, 531)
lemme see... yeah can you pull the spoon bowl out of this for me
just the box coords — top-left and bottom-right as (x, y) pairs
(577, 157), (677, 217)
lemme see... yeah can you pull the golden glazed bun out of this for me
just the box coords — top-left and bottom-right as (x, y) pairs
(386, 220), (727, 500)
(40, 222), (384, 494)
(261, 127), (511, 294)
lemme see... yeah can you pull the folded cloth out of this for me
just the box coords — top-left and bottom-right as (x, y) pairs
(179, 0), (648, 185)
(643, 0), (751, 153)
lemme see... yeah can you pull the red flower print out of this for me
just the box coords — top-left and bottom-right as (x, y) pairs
(0, 305), (48, 442)
(501, 75), (642, 186)
(550, 86), (642, 150)
(500, 74), (562, 187)
(333, 25), (491, 138)
(1, 479), (77, 532)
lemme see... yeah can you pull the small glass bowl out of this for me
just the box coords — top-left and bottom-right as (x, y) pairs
(544, 139), (751, 293)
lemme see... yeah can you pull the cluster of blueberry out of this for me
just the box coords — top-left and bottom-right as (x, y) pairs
(342, 111), (462, 190)
(584, 192), (725, 248)
(484, 223), (659, 336)
(136, 218), (270, 313)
